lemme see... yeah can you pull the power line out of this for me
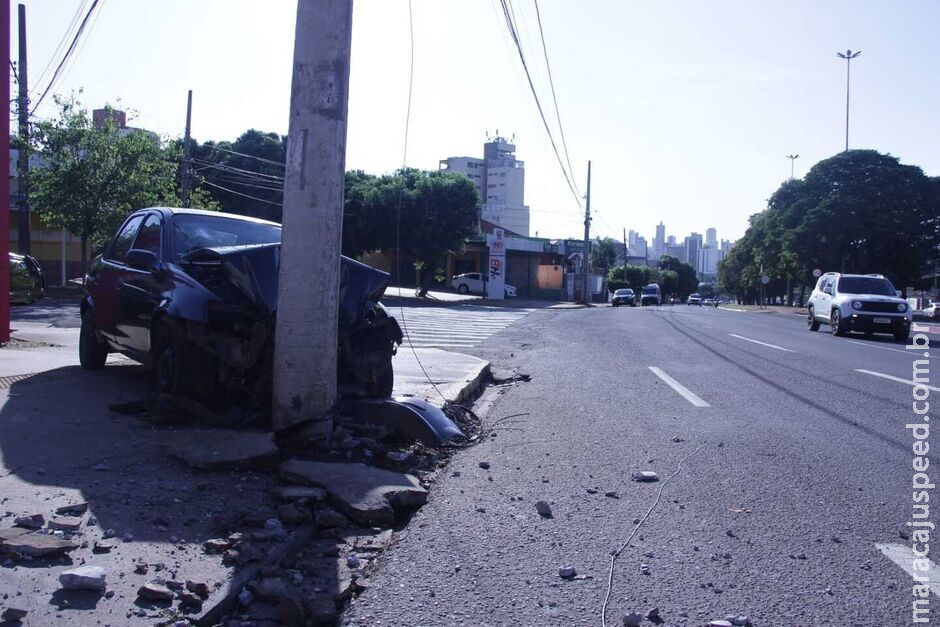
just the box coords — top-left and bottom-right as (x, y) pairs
(496, 0), (582, 211)
(201, 179), (283, 207)
(192, 158), (285, 182)
(533, 0), (580, 198)
(206, 145), (286, 167)
(30, 0), (102, 114)
(199, 174), (285, 193)
(32, 0), (90, 95)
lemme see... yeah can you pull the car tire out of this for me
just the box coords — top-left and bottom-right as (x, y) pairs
(457, 284), (469, 294)
(152, 323), (189, 396)
(807, 307), (820, 332)
(79, 308), (108, 370)
(830, 309), (845, 336)
(894, 330), (910, 341)
(366, 359), (394, 399)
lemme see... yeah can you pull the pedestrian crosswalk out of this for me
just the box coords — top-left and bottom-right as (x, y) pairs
(391, 305), (534, 349)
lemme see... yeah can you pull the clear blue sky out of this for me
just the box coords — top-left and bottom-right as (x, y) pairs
(21, 0), (940, 243)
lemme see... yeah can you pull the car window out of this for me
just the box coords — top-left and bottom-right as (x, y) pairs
(107, 215), (145, 264)
(133, 214), (162, 255)
(837, 276), (895, 296)
(172, 214), (281, 261)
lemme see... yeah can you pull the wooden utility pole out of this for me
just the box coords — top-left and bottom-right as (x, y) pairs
(180, 90), (193, 207)
(272, 0), (353, 436)
(1, 0), (11, 343)
(581, 161), (591, 304)
(16, 3), (28, 254)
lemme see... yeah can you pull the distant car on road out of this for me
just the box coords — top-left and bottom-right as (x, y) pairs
(9, 252), (44, 305)
(702, 298), (717, 307)
(451, 272), (517, 297)
(687, 293), (702, 306)
(918, 303), (938, 319)
(807, 272), (911, 340)
(640, 283), (661, 306)
(611, 288), (636, 307)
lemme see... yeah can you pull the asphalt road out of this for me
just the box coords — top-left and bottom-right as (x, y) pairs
(343, 305), (937, 626)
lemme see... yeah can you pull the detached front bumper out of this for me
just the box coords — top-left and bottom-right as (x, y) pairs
(844, 312), (911, 333)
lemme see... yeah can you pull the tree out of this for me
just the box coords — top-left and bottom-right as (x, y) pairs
(590, 237), (618, 271)
(30, 97), (211, 267)
(658, 255), (698, 297)
(342, 169), (479, 287)
(608, 264), (657, 293)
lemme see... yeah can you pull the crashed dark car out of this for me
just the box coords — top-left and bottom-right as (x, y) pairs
(80, 208), (403, 410)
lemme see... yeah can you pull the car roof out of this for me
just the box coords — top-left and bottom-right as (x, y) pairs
(139, 207), (281, 227)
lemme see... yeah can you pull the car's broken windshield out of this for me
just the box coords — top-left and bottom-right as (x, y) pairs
(172, 215), (281, 261)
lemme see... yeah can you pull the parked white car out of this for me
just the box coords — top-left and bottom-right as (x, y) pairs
(451, 272), (517, 297)
(807, 272), (911, 340)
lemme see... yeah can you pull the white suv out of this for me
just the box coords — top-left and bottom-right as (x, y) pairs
(807, 273), (911, 340)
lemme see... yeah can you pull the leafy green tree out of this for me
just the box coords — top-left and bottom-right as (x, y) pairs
(589, 237), (618, 271)
(30, 97), (210, 267)
(658, 255), (698, 297)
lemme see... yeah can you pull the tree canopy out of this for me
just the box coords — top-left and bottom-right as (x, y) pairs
(719, 150), (940, 303)
(589, 237), (618, 271)
(30, 97), (214, 264)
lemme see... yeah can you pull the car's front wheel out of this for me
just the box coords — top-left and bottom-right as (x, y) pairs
(457, 284), (469, 294)
(807, 307), (820, 332)
(365, 358), (394, 398)
(152, 324), (188, 396)
(830, 309), (846, 336)
(79, 309), (108, 369)
(894, 330), (910, 341)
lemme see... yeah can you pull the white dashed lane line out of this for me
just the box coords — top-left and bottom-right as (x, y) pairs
(648, 367), (711, 407)
(855, 369), (940, 393)
(876, 543), (940, 597)
(727, 333), (795, 353)
(846, 339), (935, 359)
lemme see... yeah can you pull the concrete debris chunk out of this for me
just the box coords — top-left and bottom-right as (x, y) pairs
(186, 580), (210, 599)
(92, 540), (116, 553)
(558, 566), (577, 579)
(59, 565), (107, 591)
(13, 514), (44, 529)
(708, 621), (733, 627)
(646, 607), (661, 620)
(55, 502), (89, 516)
(0, 527), (77, 557)
(178, 591), (203, 606)
(168, 429), (280, 471)
(535, 501), (553, 518)
(2, 607), (28, 621)
(731, 616), (750, 626)
(478, 461), (491, 470)
(203, 538), (231, 554)
(280, 460), (427, 527)
(137, 582), (175, 601)
(47, 516), (83, 532)
(632, 471), (659, 482)
(272, 486), (327, 502)
(622, 612), (644, 626)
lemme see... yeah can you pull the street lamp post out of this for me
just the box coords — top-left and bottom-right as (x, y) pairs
(836, 49), (861, 152)
(786, 154), (799, 180)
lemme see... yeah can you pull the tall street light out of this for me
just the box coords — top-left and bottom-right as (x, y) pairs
(836, 49), (861, 152)
(786, 154), (799, 180)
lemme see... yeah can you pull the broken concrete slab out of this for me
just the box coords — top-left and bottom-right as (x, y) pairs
(167, 429), (280, 471)
(137, 582), (174, 601)
(55, 502), (89, 516)
(272, 486), (327, 502)
(279, 460), (428, 527)
(13, 514), (44, 529)
(0, 527), (78, 557)
(47, 516), (83, 532)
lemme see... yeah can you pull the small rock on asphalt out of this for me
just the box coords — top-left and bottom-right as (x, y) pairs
(708, 621), (733, 627)
(646, 607), (661, 620)
(731, 616), (750, 626)
(632, 471), (659, 482)
(137, 582), (175, 601)
(134, 563), (149, 575)
(48, 516), (83, 532)
(178, 591), (203, 606)
(186, 580), (210, 599)
(347, 555), (361, 569)
(59, 565), (107, 591)
(604, 491), (619, 498)
(622, 612), (644, 626)
(55, 502), (89, 515)
(2, 608), (27, 621)
(479, 461), (491, 470)
(558, 566), (577, 579)
(92, 540), (116, 553)
(13, 514), (44, 529)
(535, 501), (553, 518)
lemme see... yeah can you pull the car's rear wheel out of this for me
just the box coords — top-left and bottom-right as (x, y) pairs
(79, 309), (108, 369)
(807, 307), (820, 332)
(830, 309), (845, 336)
(457, 284), (469, 294)
(152, 324), (188, 396)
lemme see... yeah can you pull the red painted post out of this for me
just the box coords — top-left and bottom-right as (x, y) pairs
(0, 0), (10, 343)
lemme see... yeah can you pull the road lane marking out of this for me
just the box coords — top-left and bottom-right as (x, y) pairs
(728, 334), (795, 353)
(648, 367), (710, 407)
(876, 543), (940, 597)
(855, 369), (940, 392)
(846, 339), (935, 358)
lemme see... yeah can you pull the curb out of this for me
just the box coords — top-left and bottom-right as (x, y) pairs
(448, 360), (492, 408)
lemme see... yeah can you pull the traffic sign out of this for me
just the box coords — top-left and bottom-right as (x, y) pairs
(761, 275), (770, 285)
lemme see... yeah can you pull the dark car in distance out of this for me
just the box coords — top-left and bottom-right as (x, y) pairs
(80, 208), (403, 409)
(9, 252), (45, 304)
(611, 288), (636, 307)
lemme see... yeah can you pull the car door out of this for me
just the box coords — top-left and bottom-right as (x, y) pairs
(91, 214), (145, 346)
(816, 277), (834, 321)
(467, 273), (484, 293)
(118, 212), (166, 354)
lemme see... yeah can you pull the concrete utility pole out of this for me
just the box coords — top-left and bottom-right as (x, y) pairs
(581, 160), (591, 305)
(273, 0), (354, 436)
(622, 227), (628, 279)
(1, 0), (11, 343)
(786, 154), (799, 180)
(16, 3), (28, 254)
(836, 49), (861, 152)
(180, 90), (193, 207)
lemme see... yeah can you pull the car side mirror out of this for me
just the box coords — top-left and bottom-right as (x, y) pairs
(896, 290), (902, 298)
(126, 249), (161, 274)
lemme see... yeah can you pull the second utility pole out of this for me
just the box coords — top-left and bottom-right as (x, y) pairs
(180, 89), (193, 207)
(273, 0), (354, 437)
(16, 2), (29, 255)
(581, 160), (591, 305)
